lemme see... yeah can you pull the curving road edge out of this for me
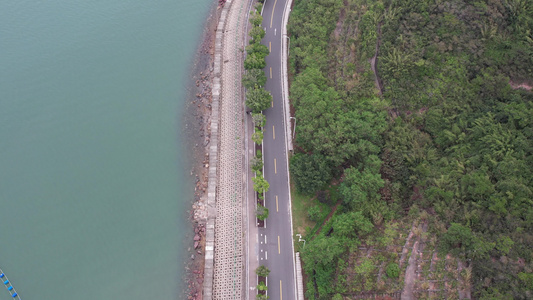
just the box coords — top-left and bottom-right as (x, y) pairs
(280, 1), (305, 299)
(280, 1), (304, 299)
(280, 0), (301, 298)
(281, 0), (293, 154)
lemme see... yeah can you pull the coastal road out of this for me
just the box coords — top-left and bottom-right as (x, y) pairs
(257, 0), (297, 299)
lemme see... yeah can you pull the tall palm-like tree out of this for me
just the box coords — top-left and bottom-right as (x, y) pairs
(381, 47), (413, 79)
(505, 0), (533, 33)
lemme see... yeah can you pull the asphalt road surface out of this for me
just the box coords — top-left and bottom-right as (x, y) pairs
(257, 0), (297, 299)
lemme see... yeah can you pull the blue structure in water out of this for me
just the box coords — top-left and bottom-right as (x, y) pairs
(0, 267), (22, 299)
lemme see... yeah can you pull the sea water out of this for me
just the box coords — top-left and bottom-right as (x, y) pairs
(0, 1), (212, 299)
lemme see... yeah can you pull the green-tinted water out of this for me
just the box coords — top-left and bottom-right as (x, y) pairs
(0, 1), (212, 299)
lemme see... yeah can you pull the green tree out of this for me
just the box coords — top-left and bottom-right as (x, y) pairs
(250, 26), (265, 43)
(252, 129), (264, 145)
(293, 91), (386, 167)
(332, 294), (343, 300)
(257, 281), (267, 291)
(340, 167), (384, 216)
(243, 69), (267, 89)
(255, 265), (271, 277)
(378, 221), (399, 247)
(244, 52), (267, 70)
(307, 205), (321, 222)
(252, 174), (270, 198)
(386, 263), (400, 278)
(256, 204), (269, 220)
(518, 272), (533, 290)
(250, 155), (263, 174)
(332, 211), (374, 239)
(354, 257), (375, 277)
(439, 223), (495, 259)
(250, 11), (263, 27)
(290, 153), (332, 194)
(439, 223), (475, 254)
(495, 236), (514, 256)
(246, 87), (272, 113)
(246, 43), (269, 59)
(256, 294), (268, 300)
(381, 47), (414, 79)
(252, 112), (266, 128)
(301, 235), (344, 296)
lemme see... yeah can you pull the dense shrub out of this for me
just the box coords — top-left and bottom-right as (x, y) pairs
(386, 263), (400, 279)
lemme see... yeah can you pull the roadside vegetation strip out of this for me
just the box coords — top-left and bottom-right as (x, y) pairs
(243, 3), (273, 228)
(255, 265), (270, 300)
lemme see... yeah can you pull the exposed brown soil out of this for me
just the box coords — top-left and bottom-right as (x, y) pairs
(369, 22), (383, 95)
(510, 80), (533, 91)
(333, 2), (347, 40)
(401, 222), (428, 300)
(398, 223), (416, 269)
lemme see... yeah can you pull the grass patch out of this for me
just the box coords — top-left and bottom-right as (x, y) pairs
(290, 181), (316, 237)
(291, 185), (333, 236)
(290, 172), (341, 233)
(291, 179), (338, 252)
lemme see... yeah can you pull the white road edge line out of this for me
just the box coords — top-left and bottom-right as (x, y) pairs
(280, 0), (298, 299)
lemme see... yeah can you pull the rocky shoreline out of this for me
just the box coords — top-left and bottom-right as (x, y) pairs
(182, 2), (222, 299)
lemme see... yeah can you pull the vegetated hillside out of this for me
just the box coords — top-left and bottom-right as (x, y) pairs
(287, 0), (533, 299)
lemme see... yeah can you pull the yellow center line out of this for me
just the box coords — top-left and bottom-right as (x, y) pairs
(271, 100), (274, 107)
(276, 195), (279, 212)
(274, 158), (277, 174)
(270, 67), (272, 78)
(270, 0), (278, 28)
(269, 41), (271, 52)
(272, 125), (275, 140)
(278, 236), (280, 254)
(280, 280), (283, 300)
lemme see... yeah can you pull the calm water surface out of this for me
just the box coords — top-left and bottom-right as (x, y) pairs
(0, 1), (212, 299)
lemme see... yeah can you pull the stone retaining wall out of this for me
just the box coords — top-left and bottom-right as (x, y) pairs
(203, 0), (248, 298)
(202, 1), (227, 299)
